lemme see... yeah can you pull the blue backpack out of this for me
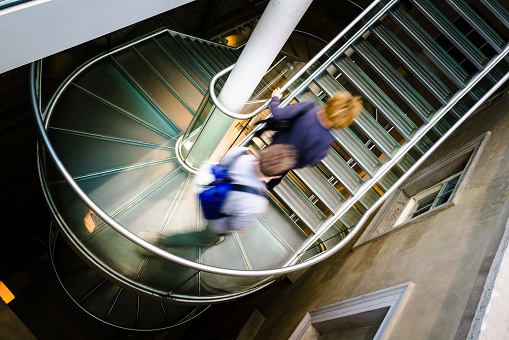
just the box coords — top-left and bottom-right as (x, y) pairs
(198, 153), (264, 220)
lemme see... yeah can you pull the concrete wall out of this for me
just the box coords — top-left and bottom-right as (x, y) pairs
(0, 0), (193, 73)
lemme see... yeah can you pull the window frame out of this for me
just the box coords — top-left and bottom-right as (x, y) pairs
(289, 282), (415, 340)
(396, 171), (463, 225)
(353, 132), (490, 249)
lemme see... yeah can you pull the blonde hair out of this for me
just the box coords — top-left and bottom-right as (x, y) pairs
(323, 92), (362, 129)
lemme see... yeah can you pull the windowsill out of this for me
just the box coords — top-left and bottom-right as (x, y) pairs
(354, 202), (455, 250)
(392, 201), (455, 230)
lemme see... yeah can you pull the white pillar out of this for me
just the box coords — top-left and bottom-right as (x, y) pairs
(184, 0), (313, 167)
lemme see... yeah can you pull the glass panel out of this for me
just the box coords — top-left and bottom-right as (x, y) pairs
(179, 96), (215, 161)
(358, 187), (382, 211)
(340, 206), (362, 228)
(260, 201), (308, 253)
(433, 174), (461, 207)
(77, 161), (179, 216)
(136, 253), (200, 295)
(322, 220), (350, 249)
(409, 192), (439, 219)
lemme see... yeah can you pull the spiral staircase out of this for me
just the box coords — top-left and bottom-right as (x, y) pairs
(32, 0), (509, 335)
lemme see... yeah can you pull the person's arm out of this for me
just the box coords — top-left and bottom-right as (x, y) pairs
(269, 88), (314, 120)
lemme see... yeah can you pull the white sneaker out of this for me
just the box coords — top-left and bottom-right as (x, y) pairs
(214, 235), (226, 245)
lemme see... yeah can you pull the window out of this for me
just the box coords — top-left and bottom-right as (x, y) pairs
(289, 282), (414, 340)
(354, 132), (490, 248)
(398, 172), (462, 223)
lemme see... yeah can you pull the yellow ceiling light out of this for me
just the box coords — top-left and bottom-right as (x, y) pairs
(84, 210), (97, 233)
(0, 281), (15, 304)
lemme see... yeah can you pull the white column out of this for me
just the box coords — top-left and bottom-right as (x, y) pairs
(185, 0), (313, 167)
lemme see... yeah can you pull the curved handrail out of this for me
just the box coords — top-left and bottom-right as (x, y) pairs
(30, 10), (509, 283)
(32, 51), (509, 282)
(0, 0), (32, 10)
(208, 0), (385, 120)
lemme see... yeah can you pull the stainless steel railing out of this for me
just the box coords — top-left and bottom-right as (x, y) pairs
(30, 2), (509, 286)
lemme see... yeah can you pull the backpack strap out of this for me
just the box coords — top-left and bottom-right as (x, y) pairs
(220, 149), (267, 197)
(231, 184), (267, 197)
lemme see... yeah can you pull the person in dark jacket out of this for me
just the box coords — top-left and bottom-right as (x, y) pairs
(265, 87), (362, 189)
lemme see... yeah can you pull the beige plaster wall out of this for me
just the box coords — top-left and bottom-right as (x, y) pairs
(249, 95), (509, 339)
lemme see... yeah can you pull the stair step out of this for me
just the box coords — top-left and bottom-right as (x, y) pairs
(156, 34), (210, 91)
(333, 56), (418, 141)
(72, 59), (179, 136)
(113, 49), (193, 131)
(315, 72), (400, 159)
(135, 40), (203, 111)
(200, 41), (232, 69)
(370, 23), (452, 104)
(389, 6), (471, 86)
(260, 202), (309, 251)
(369, 23), (471, 119)
(330, 128), (383, 177)
(181, 37), (223, 75)
(446, 0), (506, 52)
(410, 0), (488, 69)
(480, 0), (509, 29)
(352, 38), (436, 121)
(321, 148), (365, 195)
(237, 218), (296, 269)
(51, 85), (171, 145)
(294, 167), (346, 212)
(47, 129), (174, 177)
(274, 177), (326, 232)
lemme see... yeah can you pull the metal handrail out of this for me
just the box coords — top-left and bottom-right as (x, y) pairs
(30, 4), (509, 281)
(0, 0), (31, 10)
(285, 47), (509, 264)
(208, 0), (385, 120)
(31, 53), (509, 281)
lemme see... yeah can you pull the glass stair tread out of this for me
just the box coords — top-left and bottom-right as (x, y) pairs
(294, 167), (346, 212)
(135, 40), (203, 111)
(72, 59), (180, 137)
(237, 219), (295, 270)
(47, 130), (174, 177)
(50, 85), (171, 145)
(75, 161), (180, 216)
(157, 34), (213, 86)
(112, 49), (191, 131)
(352, 38), (436, 121)
(260, 202), (309, 251)
(410, 0), (489, 69)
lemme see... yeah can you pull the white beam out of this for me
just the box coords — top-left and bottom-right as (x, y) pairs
(0, 0), (193, 73)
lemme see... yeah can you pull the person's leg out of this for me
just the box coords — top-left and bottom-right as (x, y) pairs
(160, 226), (222, 247)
